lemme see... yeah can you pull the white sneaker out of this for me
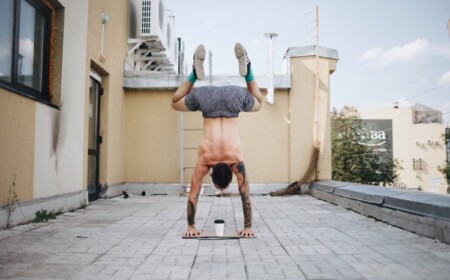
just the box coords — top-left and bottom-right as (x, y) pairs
(234, 43), (249, 77)
(193, 44), (205, 80)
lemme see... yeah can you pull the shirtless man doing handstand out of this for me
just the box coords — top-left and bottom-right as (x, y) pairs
(171, 43), (263, 237)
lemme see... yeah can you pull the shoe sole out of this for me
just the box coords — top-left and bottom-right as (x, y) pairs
(194, 44), (205, 80)
(234, 43), (247, 77)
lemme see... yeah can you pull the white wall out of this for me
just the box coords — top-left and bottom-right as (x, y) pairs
(33, 0), (89, 198)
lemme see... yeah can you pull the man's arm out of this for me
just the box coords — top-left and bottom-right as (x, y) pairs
(185, 161), (209, 237)
(232, 161), (255, 237)
(171, 80), (194, 112)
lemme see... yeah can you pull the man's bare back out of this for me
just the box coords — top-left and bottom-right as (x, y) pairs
(199, 118), (243, 168)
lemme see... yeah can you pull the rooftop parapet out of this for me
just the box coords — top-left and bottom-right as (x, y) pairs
(311, 180), (450, 244)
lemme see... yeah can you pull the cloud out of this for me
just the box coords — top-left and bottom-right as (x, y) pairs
(429, 42), (450, 59)
(438, 71), (450, 86)
(360, 38), (429, 66)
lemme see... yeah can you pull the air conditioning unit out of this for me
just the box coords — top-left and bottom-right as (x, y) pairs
(127, 0), (180, 73)
(129, 0), (167, 44)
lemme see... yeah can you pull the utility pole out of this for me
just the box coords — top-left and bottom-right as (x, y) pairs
(314, 3), (320, 181)
(314, 4), (320, 145)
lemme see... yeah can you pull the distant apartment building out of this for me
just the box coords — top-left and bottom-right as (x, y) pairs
(359, 104), (449, 194)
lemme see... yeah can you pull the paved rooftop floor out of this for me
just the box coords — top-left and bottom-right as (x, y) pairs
(0, 195), (449, 280)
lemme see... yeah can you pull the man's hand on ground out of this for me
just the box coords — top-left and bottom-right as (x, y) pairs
(184, 226), (203, 237)
(238, 228), (255, 237)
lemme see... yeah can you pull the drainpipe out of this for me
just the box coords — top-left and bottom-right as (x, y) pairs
(265, 33), (278, 105)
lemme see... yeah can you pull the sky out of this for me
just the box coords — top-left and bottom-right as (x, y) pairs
(166, 0), (450, 124)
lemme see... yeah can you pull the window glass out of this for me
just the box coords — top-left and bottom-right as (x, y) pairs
(18, 0), (45, 91)
(0, 0), (14, 82)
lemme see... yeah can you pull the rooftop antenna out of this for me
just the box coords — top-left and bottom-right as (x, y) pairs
(265, 32), (278, 104)
(447, 19), (450, 37)
(208, 50), (213, 86)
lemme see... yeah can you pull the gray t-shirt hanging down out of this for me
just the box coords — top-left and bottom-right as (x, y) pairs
(185, 85), (255, 118)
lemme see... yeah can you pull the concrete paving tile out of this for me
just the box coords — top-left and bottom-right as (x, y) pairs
(282, 268), (306, 279)
(175, 256), (195, 267)
(43, 252), (99, 265)
(336, 268), (364, 279)
(13, 263), (82, 279)
(169, 267), (192, 279)
(0, 263), (33, 278)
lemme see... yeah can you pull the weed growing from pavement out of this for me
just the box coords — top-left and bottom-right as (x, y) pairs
(5, 174), (19, 229)
(33, 209), (63, 223)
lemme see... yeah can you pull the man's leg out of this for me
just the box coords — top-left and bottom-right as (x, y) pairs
(172, 45), (206, 109)
(235, 43), (263, 105)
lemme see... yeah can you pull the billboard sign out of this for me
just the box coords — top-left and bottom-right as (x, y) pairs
(358, 119), (393, 165)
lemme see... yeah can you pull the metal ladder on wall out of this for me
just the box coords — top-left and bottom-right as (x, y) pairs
(180, 113), (205, 193)
(180, 51), (213, 194)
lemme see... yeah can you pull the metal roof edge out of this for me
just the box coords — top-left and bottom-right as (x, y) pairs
(284, 45), (339, 61)
(123, 74), (291, 90)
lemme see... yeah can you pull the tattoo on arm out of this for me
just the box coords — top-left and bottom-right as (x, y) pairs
(187, 200), (196, 226)
(187, 192), (199, 226)
(241, 192), (252, 228)
(237, 161), (246, 186)
(237, 161), (252, 228)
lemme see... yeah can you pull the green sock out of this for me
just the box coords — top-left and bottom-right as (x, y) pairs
(245, 65), (254, 82)
(187, 70), (196, 84)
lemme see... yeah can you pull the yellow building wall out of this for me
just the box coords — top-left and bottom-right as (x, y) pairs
(289, 56), (335, 182)
(121, 54), (336, 186)
(0, 90), (35, 204)
(86, 0), (128, 187)
(238, 90), (290, 184)
(124, 91), (180, 182)
(123, 88), (291, 185)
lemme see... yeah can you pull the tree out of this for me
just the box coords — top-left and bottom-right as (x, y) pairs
(331, 106), (399, 185)
(437, 129), (450, 189)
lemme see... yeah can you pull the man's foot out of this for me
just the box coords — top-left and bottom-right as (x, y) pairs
(234, 42), (250, 77)
(193, 44), (205, 80)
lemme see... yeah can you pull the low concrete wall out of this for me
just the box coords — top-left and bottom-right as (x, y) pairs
(0, 190), (88, 229)
(310, 180), (450, 244)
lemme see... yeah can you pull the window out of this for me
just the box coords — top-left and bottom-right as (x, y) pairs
(0, 0), (51, 102)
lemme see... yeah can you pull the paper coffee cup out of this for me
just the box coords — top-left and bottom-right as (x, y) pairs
(214, 219), (225, 236)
